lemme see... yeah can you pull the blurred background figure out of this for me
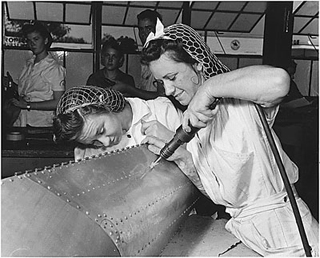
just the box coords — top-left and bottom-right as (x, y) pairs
(86, 35), (159, 100)
(137, 9), (165, 94)
(283, 59), (304, 104)
(87, 36), (135, 89)
(136, 9), (185, 110)
(3, 21), (66, 128)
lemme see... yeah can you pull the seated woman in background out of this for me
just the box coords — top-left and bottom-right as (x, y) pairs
(4, 21), (66, 127)
(53, 85), (182, 161)
(86, 36), (160, 100)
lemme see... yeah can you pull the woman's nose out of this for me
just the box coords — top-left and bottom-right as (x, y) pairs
(97, 135), (111, 147)
(163, 82), (175, 96)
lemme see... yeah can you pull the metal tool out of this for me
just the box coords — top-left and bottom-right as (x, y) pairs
(149, 124), (199, 170)
(148, 98), (221, 171)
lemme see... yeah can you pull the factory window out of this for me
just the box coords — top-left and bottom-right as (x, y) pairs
(4, 1), (93, 49)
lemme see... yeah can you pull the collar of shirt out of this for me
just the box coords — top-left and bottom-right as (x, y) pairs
(127, 98), (151, 128)
(26, 53), (54, 66)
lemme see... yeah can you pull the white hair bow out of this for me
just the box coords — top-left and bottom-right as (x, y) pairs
(143, 18), (173, 48)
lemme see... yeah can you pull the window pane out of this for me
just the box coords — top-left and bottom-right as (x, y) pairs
(65, 52), (93, 90)
(55, 24), (93, 46)
(66, 3), (91, 24)
(7, 1), (34, 20)
(36, 2), (63, 22)
(102, 26), (137, 43)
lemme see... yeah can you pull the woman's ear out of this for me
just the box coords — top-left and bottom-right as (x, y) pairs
(193, 62), (203, 72)
(101, 54), (105, 67)
(118, 56), (124, 68)
(44, 38), (49, 46)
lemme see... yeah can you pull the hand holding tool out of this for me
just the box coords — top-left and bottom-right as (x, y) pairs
(148, 98), (221, 170)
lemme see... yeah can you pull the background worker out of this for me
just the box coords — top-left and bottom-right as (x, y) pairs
(137, 9), (185, 111)
(137, 9), (164, 94)
(86, 36), (158, 100)
(3, 21), (66, 127)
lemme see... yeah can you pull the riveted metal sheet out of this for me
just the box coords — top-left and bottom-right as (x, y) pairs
(1, 172), (120, 257)
(2, 144), (199, 256)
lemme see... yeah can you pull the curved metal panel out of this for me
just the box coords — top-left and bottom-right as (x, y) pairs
(2, 144), (199, 256)
(1, 174), (119, 257)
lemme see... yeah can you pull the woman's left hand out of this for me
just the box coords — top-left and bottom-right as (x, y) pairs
(140, 120), (175, 142)
(11, 96), (28, 109)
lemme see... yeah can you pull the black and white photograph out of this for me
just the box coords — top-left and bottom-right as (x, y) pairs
(1, 1), (319, 256)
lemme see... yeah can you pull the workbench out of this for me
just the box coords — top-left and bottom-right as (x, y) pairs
(1, 126), (75, 178)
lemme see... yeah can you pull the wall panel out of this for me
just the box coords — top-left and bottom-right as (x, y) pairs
(65, 52), (93, 90)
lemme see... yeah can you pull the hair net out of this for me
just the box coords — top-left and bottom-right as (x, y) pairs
(56, 86), (125, 115)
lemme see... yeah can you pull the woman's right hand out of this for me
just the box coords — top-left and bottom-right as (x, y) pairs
(141, 134), (191, 163)
(141, 120), (191, 164)
(182, 84), (219, 132)
(11, 95), (28, 109)
(3, 76), (10, 88)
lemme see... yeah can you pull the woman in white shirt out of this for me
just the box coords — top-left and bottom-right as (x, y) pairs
(140, 21), (319, 256)
(53, 85), (182, 161)
(10, 22), (66, 127)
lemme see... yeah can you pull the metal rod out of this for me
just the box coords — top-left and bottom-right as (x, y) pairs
(254, 103), (312, 256)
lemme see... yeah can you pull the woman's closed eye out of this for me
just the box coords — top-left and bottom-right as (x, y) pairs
(97, 127), (104, 136)
(166, 74), (177, 81)
(153, 79), (164, 88)
(91, 140), (103, 147)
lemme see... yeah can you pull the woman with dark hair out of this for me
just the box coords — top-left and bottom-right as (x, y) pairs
(4, 21), (66, 127)
(86, 36), (159, 100)
(140, 21), (319, 256)
(53, 85), (182, 161)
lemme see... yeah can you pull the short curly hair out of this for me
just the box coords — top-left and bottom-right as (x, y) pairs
(22, 21), (53, 49)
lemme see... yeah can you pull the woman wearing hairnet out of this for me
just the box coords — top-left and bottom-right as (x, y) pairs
(141, 21), (319, 256)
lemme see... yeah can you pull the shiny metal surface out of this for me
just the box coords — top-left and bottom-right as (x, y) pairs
(2, 144), (199, 256)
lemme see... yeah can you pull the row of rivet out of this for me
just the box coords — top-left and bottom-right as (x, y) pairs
(2, 169), (32, 184)
(99, 219), (122, 246)
(115, 182), (189, 222)
(135, 193), (199, 255)
(95, 181), (194, 255)
(23, 167), (90, 213)
(2, 158), (79, 185)
(80, 185), (188, 254)
(91, 180), (193, 230)
(77, 144), (140, 162)
(159, 197), (200, 255)
(67, 174), (132, 199)
(2, 144), (144, 185)
(2, 167), (81, 213)
(24, 161), (125, 227)
(31, 145), (142, 200)
(2, 158), (122, 246)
